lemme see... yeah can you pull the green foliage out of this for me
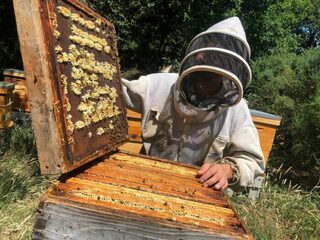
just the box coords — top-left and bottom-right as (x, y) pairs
(231, 185), (320, 239)
(82, 0), (227, 73)
(77, 0), (320, 73)
(0, 152), (39, 204)
(247, 48), (320, 176)
(0, 0), (23, 71)
(0, 125), (42, 204)
(0, 125), (57, 239)
(1, 0), (319, 72)
(240, 0), (320, 58)
(0, 124), (37, 157)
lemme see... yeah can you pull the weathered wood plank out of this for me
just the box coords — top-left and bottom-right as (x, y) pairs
(33, 202), (237, 240)
(13, 0), (65, 173)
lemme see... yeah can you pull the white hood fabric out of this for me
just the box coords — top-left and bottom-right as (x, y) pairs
(176, 17), (251, 115)
(121, 17), (264, 190)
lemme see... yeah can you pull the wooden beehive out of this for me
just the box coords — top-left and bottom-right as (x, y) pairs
(250, 110), (281, 163)
(13, 0), (253, 239)
(3, 68), (31, 112)
(118, 109), (143, 153)
(0, 82), (15, 128)
(34, 152), (252, 239)
(123, 109), (282, 162)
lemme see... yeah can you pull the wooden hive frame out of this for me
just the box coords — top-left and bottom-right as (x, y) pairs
(13, 0), (128, 174)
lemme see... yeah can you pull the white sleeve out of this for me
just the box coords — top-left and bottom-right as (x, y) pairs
(225, 125), (265, 187)
(122, 76), (148, 113)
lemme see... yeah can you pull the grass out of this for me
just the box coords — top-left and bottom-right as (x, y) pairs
(0, 124), (319, 239)
(0, 124), (57, 240)
(231, 184), (320, 240)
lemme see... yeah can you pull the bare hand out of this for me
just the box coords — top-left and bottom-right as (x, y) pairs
(197, 163), (232, 190)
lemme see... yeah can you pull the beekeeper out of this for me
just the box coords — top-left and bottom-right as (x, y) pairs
(122, 17), (265, 191)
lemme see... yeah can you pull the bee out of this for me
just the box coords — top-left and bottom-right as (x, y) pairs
(109, 123), (114, 130)
(78, 17), (86, 26)
(70, 82), (82, 95)
(56, 54), (64, 63)
(94, 43), (103, 51)
(69, 44), (77, 52)
(90, 73), (98, 82)
(71, 67), (83, 80)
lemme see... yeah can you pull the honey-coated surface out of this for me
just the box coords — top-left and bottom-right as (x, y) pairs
(43, 152), (252, 239)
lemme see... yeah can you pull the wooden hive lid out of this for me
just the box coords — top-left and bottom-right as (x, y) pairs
(2, 68), (26, 78)
(13, 0), (128, 174)
(250, 109), (282, 127)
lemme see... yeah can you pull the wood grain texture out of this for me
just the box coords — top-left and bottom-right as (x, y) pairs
(33, 202), (237, 240)
(34, 152), (253, 239)
(254, 122), (279, 161)
(252, 116), (281, 127)
(13, 0), (65, 173)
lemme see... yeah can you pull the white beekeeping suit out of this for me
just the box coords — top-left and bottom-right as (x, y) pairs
(122, 17), (265, 190)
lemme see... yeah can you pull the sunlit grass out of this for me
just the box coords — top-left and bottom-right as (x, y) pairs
(1, 124), (319, 239)
(231, 179), (320, 240)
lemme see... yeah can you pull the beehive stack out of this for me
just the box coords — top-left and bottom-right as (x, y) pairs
(250, 110), (281, 163)
(3, 69), (30, 112)
(0, 82), (14, 128)
(13, 0), (253, 239)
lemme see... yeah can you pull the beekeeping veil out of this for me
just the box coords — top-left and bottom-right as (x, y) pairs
(174, 17), (251, 121)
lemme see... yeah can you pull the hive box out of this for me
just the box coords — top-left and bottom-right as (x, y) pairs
(250, 110), (281, 163)
(3, 68), (31, 112)
(0, 82), (15, 128)
(34, 152), (252, 239)
(14, 0), (253, 239)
